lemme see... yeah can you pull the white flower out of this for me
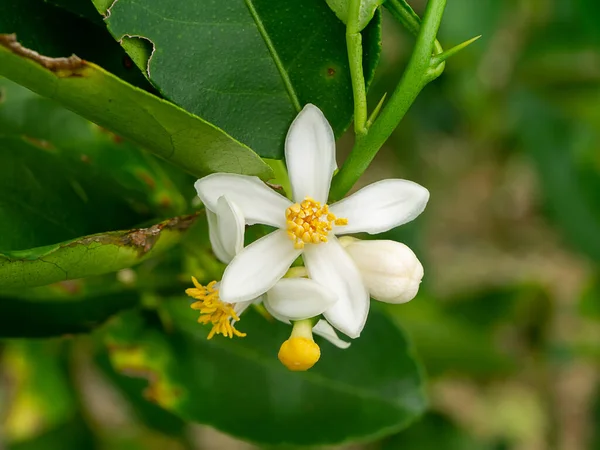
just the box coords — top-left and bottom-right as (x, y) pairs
(339, 237), (424, 303)
(195, 104), (429, 338)
(197, 195), (349, 349)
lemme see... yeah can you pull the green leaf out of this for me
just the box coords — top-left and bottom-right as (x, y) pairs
(0, 134), (144, 251)
(93, 0), (382, 158)
(0, 77), (187, 217)
(0, 290), (138, 338)
(0, 35), (273, 181)
(0, 0), (149, 88)
(101, 302), (426, 446)
(0, 214), (197, 289)
(326, 0), (384, 31)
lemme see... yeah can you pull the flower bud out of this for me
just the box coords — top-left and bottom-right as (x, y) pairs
(339, 237), (423, 304)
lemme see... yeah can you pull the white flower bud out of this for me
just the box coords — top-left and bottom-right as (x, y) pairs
(339, 237), (423, 304)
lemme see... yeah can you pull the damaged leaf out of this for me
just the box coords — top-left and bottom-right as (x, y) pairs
(0, 215), (198, 289)
(0, 34), (273, 181)
(94, 0), (381, 158)
(0, 0), (149, 88)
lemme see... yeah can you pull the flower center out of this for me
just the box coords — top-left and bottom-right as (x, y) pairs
(185, 277), (246, 339)
(285, 197), (348, 249)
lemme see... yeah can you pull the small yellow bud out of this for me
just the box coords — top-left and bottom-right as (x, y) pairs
(278, 337), (321, 371)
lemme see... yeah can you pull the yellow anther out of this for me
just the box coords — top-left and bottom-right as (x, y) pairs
(185, 277), (246, 339)
(284, 196), (347, 249)
(278, 337), (321, 371)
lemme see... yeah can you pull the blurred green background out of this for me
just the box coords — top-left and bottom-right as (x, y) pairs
(1, 0), (600, 449)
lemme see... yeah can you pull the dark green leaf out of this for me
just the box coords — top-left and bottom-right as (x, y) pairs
(0, 215), (197, 289)
(0, 77), (187, 217)
(94, 0), (382, 158)
(0, 290), (138, 338)
(0, 0), (149, 88)
(0, 134), (143, 251)
(0, 35), (273, 181)
(101, 302), (426, 446)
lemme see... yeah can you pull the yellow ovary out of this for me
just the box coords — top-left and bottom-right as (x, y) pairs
(278, 337), (321, 371)
(185, 277), (246, 339)
(285, 197), (348, 249)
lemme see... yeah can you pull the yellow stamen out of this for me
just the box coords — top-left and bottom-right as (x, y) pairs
(284, 196), (347, 249)
(185, 277), (246, 339)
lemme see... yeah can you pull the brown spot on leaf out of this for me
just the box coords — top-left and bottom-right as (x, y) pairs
(327, 67), (336, 77)
(64, 214), (198, 257)
(0, 87), (5, 103)
(136, 170), (156, 190)
(22, 136), (56, 152)
(158, 195), (172, 209)
(80, 154), (91, 164)
(121, 214), (198, 255)
(123, 55), (134, 69)
(55, 280), (82, 295)
(0, 34), (87, 77)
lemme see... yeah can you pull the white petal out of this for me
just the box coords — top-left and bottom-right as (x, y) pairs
(215, 196), (245, 260)
(264, 278), (337, 321)
(313, 320), (351, 349)
(330, 179), (429, 235)
(195, 174), (291, 228)
(206, 209), (231, 264)
(303, 237), (369, 338)
(285, 104), (336, 203)
(219, 229), (301, 303)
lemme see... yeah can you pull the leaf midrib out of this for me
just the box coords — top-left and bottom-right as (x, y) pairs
(244, 0), (302, 112)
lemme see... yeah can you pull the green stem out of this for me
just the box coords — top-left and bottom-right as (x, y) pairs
(330, 0), (447, 201)
(384, 0), (443, 55)
(346, 0), (368, 137)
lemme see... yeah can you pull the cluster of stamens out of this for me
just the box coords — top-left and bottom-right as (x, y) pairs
(185, 277), (246, 339)
(285, 197), (348, 249)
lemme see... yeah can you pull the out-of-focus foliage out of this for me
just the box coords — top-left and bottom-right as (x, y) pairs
(1, 0), (599, 448)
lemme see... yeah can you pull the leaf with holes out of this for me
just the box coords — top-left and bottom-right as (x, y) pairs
(101, 301), (426, 446)
(93, 0), (382, 159)
(0, 35), (273, 181)
(0, 0), (149, 88)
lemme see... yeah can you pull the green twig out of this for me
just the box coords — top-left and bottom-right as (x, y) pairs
(384, 0), (443, 55)
(329, 0), (447, 201)
(346, 0), (368, 137)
